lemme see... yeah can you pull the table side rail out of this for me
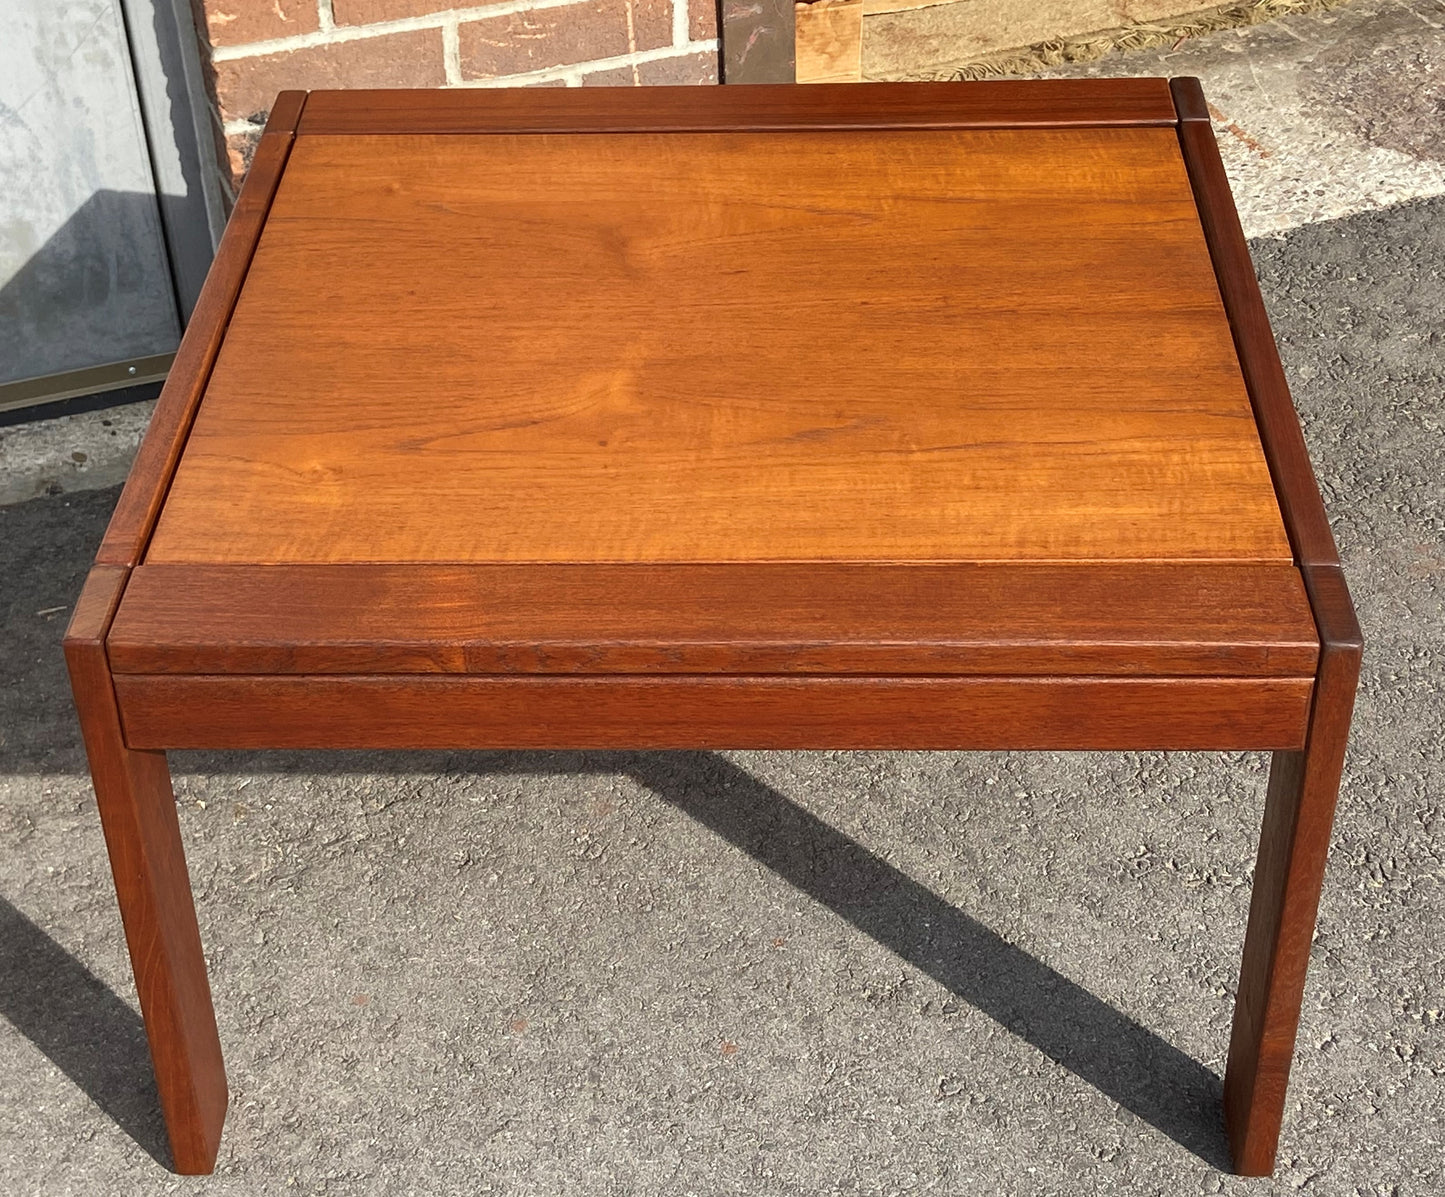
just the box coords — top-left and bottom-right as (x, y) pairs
(106, 562), (1320, 679)
(1171, 78), (1354, 594)
(113, 673), (1313, 751)
(96, 93), (306, 569)
(296, 79), (1179, 136)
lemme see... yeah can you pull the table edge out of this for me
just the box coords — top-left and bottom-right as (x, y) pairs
(94, 94), (306, 570)
(295, 79), (1179, 136)
(113, 672), (1314, 752)
(1169, 78), (1363, 663)
(106, 561), (1320, 679)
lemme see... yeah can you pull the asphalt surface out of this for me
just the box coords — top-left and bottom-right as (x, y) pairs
(4, 24), (1445, 1197)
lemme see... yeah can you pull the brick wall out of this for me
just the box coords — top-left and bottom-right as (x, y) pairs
(200, 0), (720, 186)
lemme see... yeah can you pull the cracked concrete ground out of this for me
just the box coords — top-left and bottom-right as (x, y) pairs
(3, 7), (1444, 1194)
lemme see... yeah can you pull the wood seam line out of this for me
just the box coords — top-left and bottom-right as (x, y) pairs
(62, 564), (136, 741)
(97, 91), (306, 568)
(143, 90), (308, 564)
(1169, 75), (1340, 571)
(292, 82), (1181, 134)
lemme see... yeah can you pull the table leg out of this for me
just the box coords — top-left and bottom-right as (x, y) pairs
(1223, 569), (1361, 1175)
(66, 629), (227, 1174)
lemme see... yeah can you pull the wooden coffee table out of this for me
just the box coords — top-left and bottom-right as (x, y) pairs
(64, 79), (1359, 1176)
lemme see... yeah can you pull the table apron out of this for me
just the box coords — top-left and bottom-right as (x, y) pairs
(113, 673), (1313, 752)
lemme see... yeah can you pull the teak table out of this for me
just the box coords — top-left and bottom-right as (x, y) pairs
(65, 80), (1360, 1176)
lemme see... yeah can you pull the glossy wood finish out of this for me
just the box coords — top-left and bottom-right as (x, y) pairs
(296, 79), (1178, 136)
(1224, 568), (1361, 1174)
(146, 127), (1289, 566)
(108, 563), (1318, 677)
(97, 93), (304, 569)
(1172, 77), (1363, 1176)
(1171, 79), (1339, 572)
(114, 673), (1313, 752)
(62, 93), (304, 1177)
(66, 80), (1361, 1178)
(62, 567), (227, 1174)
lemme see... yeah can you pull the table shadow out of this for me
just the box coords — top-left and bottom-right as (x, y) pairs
(623, 749), (1231, 1169)
(203, 746), (1232, 1168)
(0, 486), (121, 778)
(0, 895), (170, 1168)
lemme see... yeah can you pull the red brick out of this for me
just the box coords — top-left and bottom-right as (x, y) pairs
(457, 0), (671, 79)
(636, 48), (717, 82)
(201, 0), (318, 48)
(581, 64), (642, 85)
(582, 49), (719, 84)
(690, 0), (717, 42)
(330, 0), (455, 23)
(215, 28), (446, 122)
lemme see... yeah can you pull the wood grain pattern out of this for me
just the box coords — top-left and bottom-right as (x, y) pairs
(96, 92), (305, 568)
(860, 0), (967, 13)
(146, 127), (1290, 566)
(1224, 566), (1361, 1174)
(107, 562), (1319, 677)
(795, 0), (864, 85)
(113, 673), (1313, 751)
(296, 80), (1178, 136)
(1171, 77), (1339, 569)
(1173, 78), (1364, 1177)
(63, 568), (227, 1175)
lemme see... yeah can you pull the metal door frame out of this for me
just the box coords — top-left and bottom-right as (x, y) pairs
(0, 0), (226, 416)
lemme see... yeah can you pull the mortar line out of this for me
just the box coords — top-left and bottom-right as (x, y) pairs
(211, 0), (593, 61)
(442, 19), (463, 84)
(625, 0), (641, 84)
(671, 0), (687, 48)
(455, 38), (718, 87)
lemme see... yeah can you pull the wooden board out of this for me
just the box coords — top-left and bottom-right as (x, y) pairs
(145, 126), (1290, 567)
(113, 673), (1313, 752)
(796, 0), (864, 84)
(107, 562), (1318, 677)
(294, 80), (1179, 135)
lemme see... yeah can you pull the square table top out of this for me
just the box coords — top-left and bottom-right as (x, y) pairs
(149, 99), (1287, 567)
(98, 81), (1325, 692)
